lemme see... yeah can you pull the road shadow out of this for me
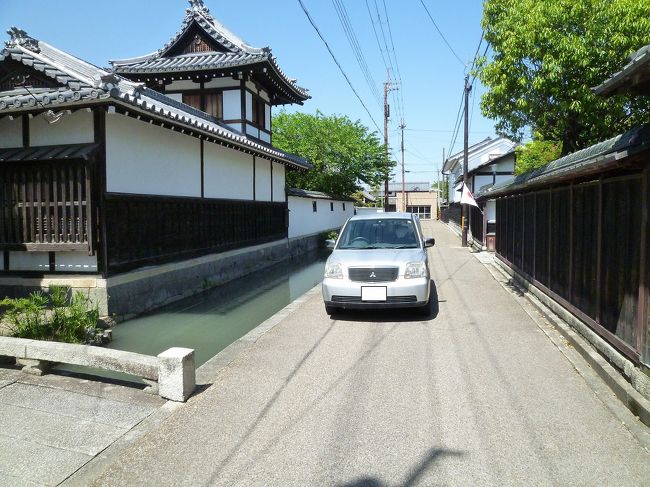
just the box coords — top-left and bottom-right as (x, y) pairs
(330, 280), (440, 323)
(337, 446), (464, 487)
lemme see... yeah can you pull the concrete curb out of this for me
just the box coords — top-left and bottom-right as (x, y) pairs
(196, 284), (322, 385)
(478, 254), (650, 447)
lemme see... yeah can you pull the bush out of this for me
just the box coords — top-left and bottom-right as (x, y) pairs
(0, 286), (100, 343)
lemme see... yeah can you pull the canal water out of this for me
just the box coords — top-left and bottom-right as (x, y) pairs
(57, 252), (327, 382)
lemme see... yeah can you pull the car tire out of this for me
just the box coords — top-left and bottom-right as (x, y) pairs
(325, 305), (338, 316)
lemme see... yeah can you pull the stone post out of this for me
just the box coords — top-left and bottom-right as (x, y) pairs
(157, 347), (195, 402)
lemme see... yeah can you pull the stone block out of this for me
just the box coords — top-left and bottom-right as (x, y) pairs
(157, 347), (195, 402)
(16, 358), (53, 376)
(0, 337), (31, 359)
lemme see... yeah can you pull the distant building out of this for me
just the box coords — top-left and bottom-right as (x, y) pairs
(382, 182), (438, 219)
(442, 137), (517, 203)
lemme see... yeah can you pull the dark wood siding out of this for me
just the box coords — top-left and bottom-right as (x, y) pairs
(0, 160), (94, 252)
(103, 194), (288, 274)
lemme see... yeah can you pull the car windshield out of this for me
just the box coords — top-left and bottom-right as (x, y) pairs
(337, 218), (420, 249)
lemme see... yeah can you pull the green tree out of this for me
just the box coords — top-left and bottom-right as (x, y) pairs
(514, 137), (563, 175)
(479, 0), (650, 155)
(273, 111), (390, 197)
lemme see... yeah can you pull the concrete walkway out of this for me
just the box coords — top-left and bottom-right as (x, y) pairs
(80, 220), (649, 486)
(1, 220), (648, 486)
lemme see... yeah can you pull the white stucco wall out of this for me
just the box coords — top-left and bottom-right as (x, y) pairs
(260, 131), (271, 144)
(486, 200), (496, 222)
(30, 110), (94, 146)
(272, 163), (285, 202)
(106, 114), (201, 197)
(9, 252), (49, 272)
(288, 197), (354, 238)
(255, 157), (272, 202)
(245, 91), (253, 121)
(55, 252), (98, 272)
(0, 117), (22, 148)
(223, 90), (241, 120)
(204, 142), (254, 200)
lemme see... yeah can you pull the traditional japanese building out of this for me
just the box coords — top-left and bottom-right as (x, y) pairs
(0, 1), (314, 316)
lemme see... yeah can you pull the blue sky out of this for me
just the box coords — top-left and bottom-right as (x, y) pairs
(0, 0), (498, 184)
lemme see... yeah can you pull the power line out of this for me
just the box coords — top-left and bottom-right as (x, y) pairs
(419, 0), (466, 67)
(331, 0), (382, 106)
(297, 0), (382, 133)
(381, 0), (405, 121)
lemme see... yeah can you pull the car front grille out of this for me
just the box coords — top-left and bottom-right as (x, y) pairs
(348, 267), (399, 282)
(331, 295), (417, 303)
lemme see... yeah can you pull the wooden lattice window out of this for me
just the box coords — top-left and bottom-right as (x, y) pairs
(183, 35), (214, 54)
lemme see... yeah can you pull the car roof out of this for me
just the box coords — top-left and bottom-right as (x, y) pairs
(349, 212), (416, 222)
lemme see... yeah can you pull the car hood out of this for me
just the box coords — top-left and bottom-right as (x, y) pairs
(326, 248), (427, 267)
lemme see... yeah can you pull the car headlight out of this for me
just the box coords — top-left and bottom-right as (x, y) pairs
(404, 262), (427, 279)
(324, 262), (343, 279)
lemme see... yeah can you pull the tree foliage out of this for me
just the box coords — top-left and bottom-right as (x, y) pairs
(514, 137), (563, 175)
(479, 0), (650, 155)
(273, 111), (390, 197)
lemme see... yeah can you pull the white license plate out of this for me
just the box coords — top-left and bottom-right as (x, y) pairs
(361, 286), (387, 301)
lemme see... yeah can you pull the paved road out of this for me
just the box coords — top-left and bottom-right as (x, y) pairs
(85, 220), (650, 486)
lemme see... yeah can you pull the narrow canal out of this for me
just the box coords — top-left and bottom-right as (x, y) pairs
(58, 253), (326, 381)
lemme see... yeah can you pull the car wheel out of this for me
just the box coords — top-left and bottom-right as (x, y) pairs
(325, 305), (338, 316)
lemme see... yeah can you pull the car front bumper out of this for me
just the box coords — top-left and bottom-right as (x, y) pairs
(322, 277), (430, 309)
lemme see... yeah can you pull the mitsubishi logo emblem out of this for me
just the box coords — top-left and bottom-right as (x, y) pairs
(369, 272), (377, 278)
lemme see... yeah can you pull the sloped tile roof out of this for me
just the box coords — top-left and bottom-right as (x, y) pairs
(110, 0), (309, 104)
(480, 125), (650, 198)
(0, 143), (99, 162)
(593, 44), (650, 96)
(0, 28), (312, 171)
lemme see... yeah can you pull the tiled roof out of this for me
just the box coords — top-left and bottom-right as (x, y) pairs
(480, 124), (650, 198)
(0, 28), (312, 171)
(0, 143), (99, 162)
(593, 44), (650, 96)
(110, 0), (309, 103)
(287, 188), (354, 201)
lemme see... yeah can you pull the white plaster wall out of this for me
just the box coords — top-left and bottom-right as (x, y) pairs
(227, 123), (242, 133)
(264, 105), (271, 131)
(0, 117), (22, 148)
(30, 110), (94, 146)
(486, 200), (496, 222)
(106, 114), (201, 197)
(288, 197), (354, 238)
(260, 131), (271, 144)
(246, 124), (259, 139)
(272, 163), (285, 202)
(255, 157), (272, 201)
(494, 157), (515, 172)
(167, 80), (200, 90)
(495, 174), (514, 186)
(473, 175), (494, 192)
(166, 93), (183, 102)
(204, 78), (239, 89)
(245, 91), (253, 121)
(55, 252), (98, 272)
(10, 252), (49, 272)
(223, 90), (241, 120)
(204, 142), (254, 200)
(259, 90), (270, 103)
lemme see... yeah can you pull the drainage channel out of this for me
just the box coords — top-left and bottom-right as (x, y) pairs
(56, 252), (327, 383)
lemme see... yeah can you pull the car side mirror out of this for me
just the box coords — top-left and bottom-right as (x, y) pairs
(424, 238), (435, 248)
(325, 239), (336, 249)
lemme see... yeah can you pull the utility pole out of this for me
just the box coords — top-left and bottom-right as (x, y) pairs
(438, 148), (444, 220)
(400, 120), (406, 212)
(462, 75), (471, 247)
(383, 79), (399, 212)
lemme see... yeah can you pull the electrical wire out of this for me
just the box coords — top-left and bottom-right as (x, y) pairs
(419, 0), (466, 67)
(331, 0), (382, 106)
(297, 0), (383, 134)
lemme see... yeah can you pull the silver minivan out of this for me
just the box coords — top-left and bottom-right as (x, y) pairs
(322, 212), (435, 315)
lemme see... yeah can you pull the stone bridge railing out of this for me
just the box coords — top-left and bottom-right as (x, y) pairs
(0, 337), (195, 402)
